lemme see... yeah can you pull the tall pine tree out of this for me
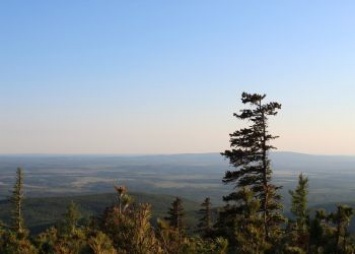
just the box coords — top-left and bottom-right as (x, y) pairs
(221, 92), (284, 250)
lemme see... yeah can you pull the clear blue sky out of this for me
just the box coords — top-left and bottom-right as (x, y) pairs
(1, 1), (355, 155)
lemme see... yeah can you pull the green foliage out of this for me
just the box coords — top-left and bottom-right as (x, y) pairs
(165, 197), (185, 233)
(101, 187), (162, 254)
(157, 218), (182, 253)
(331, 205), (354, 253)
(180, 236), (228, 254)
(0, 192), (201, 235)
(229, 187), (270, 253)
(60, 201), (81, 236)
(35, 202), (89, 254)
(307, 207), (355, 253)
(10, 167), (26, 236)
(285, 173), (310, 253)
(309, 209), (332, 251)
(87, 231), (117, 254)
(0, 168), (37, 254)
(197, 197), (213, 238)
(221, 92), (284, 251)
(0, 229), (37, 254)
(289, 174), (309, 229)
(35, 226), (58, 254)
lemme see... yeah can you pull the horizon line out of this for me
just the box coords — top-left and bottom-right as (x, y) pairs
(0, 150), (355, 157)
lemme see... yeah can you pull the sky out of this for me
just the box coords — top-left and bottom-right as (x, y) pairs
(1, 1), (355, 155)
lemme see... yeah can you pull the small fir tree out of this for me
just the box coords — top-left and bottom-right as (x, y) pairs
(331, 205), (354, 254)
(285, 173), (310, 253)
(2, 168), (37, 253)
(9, 168), (26, 236)
(165, 197), (185, 233)
(54, 201), (88, 254)
(101, 186), (161, 254)
(289, 174), (309, 230)
(62, 201), (81, 236)
(197, 197), (213, 238)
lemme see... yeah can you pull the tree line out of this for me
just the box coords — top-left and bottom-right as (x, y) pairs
(1, 92), (354, 253)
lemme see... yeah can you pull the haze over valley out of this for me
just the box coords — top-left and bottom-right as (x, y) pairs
(1, 152), (354, 209)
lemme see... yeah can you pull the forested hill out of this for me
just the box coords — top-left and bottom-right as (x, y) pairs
(0, 191), (354, 236)
(0, 192), (201, 235)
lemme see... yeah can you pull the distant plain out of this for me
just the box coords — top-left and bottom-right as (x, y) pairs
(1, 152), (355, 208)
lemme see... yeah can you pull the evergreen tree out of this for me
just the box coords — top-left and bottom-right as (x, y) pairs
(55, 201), (88, 254)
(289, 174), (309, 230)
(165, 197), (185, 233)
(127, 203), (161, 254)
(232, 187), (269, 253)
(101, 187), (161, 254)
(309, 209), (331, 252)
(2, 168), (37, 253)
(9, 167), (26, 236)
(158, 197), (186, 253)
(285, 173), (310, 253)
(61, 201), (81, 236)
(221, 92), (284, 250)
(331, 205), (354, 254)
(157, 218), (182, 253)
(307, 206), (355, 253)
(197, 197), (213, 238)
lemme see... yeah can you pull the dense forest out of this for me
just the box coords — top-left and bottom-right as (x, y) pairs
(1, 93), (354, 254)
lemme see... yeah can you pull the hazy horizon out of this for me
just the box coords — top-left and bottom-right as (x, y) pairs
(2, 2), (355, 155)
(1, 150), (355, 157)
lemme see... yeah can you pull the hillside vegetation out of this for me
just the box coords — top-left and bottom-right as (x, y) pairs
(1, 93), (355, 253)
(0, 192), (201, 235)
